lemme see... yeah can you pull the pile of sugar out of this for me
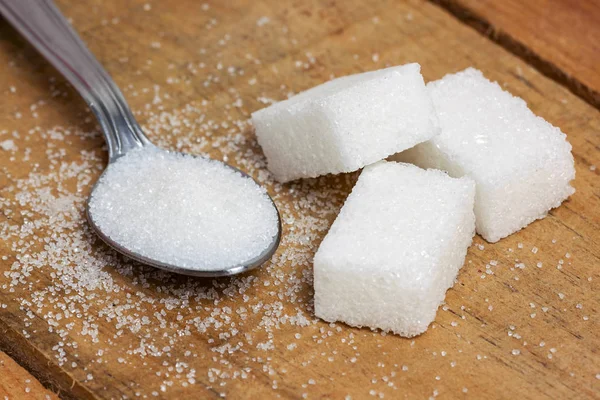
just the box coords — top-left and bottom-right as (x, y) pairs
(260, 66), (574, 337)
(88, 146), (279, 270)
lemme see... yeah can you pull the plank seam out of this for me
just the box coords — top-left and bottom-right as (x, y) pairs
(0, 318), (97, 400)
(428, 0), (600, 111)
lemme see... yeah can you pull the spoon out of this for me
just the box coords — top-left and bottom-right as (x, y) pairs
(0, 0), (281, 277)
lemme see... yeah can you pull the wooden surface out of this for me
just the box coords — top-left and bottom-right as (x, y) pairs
(0, 351), (58, 400)
(0, 0), (599, 399)
(435, 0), (600, 107)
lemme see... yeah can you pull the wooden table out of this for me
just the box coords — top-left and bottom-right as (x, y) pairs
(0, 1), (598, 399)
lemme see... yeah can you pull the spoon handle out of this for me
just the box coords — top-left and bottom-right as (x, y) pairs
(0, 0), (151, 161)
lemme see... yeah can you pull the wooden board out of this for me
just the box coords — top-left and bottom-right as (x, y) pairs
(0, 351), (58, 400)
(0, 0), (598, 398)
(434, 0), (600, 107)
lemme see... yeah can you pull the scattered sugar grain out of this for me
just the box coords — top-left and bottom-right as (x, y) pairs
(0, 139), (16, 151)
(257, 16), (270, 27)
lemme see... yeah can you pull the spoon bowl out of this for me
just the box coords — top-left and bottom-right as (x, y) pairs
(86, 148), (282, 278)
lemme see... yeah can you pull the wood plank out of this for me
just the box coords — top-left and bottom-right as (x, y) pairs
(0, 351), (58, 400)
(432, 0), (600, 108)
(0, 0), (598, 399)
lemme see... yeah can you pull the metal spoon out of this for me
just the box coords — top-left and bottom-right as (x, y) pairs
(0, 0), (281, 277)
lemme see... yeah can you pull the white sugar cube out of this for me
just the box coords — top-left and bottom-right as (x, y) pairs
(252, 63), (439, 182)
(393, 68), (575, 242)
(314, 161), (475, 337)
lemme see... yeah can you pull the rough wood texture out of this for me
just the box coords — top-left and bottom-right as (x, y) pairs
(432, 0), (600, 108)
(0, 0), (598, 399)
(0, 351), (58, 400)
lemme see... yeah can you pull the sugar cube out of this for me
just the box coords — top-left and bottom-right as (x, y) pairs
(314, 161), (475, 337)
(393, 68), (575, 242)
(252, 63), (439, 182)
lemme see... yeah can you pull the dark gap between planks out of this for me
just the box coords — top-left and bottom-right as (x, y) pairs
(429, 0), (600, 111)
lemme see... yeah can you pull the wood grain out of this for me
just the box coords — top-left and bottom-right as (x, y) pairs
(432, 0), (600, 108)
(0, 351), (58, 400)
(0, 0), (598, 399)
